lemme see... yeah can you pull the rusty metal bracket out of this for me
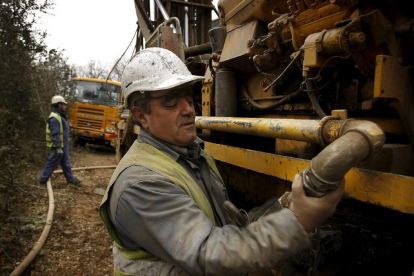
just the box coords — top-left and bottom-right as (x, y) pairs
(201, 67), (214, 136)
(332, 109), (348, 120)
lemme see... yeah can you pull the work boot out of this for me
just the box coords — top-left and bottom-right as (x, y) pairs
(67, 177), (82, 185)
(38, 171), (47, 185)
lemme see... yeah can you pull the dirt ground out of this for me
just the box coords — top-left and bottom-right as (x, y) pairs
(0, 145), (117, 276)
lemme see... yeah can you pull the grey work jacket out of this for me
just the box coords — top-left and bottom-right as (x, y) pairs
(107, 130), (309, 276)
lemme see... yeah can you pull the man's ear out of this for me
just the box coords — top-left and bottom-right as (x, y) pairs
(131, 106), (149, 130)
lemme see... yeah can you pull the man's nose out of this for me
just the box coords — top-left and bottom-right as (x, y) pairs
(179, 98), (194, 115)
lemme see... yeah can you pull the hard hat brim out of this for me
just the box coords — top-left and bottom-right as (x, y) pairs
(126, 74), (204, 93)
(124, 74), (204, 108)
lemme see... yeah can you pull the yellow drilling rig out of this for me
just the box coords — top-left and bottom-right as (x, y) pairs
(116, 0), (414, 273)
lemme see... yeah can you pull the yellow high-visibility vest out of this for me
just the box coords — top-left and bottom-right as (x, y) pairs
(100, 141), (221, 275)
(46, 112), (64, 148)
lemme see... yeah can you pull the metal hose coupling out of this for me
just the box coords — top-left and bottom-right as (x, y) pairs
(302, 119), (386, 197)
(302, 163), (342, 198)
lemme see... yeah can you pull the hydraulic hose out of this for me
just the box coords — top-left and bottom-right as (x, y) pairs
(54, 165), (116, 173)
(9, 179), (55, 276)
(9, 165), (116, 276)
(302, 119), (385, 197)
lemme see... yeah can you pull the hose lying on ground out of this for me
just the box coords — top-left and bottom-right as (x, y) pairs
(9, 165), (116, 276)
(9, 179), (55, 276)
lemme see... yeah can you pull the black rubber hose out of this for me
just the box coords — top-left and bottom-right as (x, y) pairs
(306, 80), (326, 118)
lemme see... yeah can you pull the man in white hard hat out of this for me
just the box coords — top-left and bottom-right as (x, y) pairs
(99, 48), (344, 276)
(39, 95), (82, 185)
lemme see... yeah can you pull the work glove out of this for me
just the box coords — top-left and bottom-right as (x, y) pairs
(56, 147), (63, 158)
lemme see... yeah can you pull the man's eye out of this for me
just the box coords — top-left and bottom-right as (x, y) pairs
(164, 102), (177, 108)
(188, 100), (194, 106)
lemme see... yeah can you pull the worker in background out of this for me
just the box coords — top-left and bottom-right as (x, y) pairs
(39, 95), (82, 185)
(100, 48), (344, 276)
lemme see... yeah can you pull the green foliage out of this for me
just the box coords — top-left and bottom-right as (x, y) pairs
(32, 49), (76, 121)
(0, 0), (75, 186)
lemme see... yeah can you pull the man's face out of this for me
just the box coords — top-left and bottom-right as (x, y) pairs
(133, 88), (197, 147)
(58, 103), (67, 112)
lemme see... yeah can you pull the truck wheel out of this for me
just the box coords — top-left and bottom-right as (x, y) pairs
(73, 137), (86, 147)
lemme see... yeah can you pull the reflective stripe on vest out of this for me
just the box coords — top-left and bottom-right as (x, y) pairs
(99, 141), (219, 275)
(46, 112), (64, 148)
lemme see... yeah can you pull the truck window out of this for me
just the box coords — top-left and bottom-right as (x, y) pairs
(72, 80), (120, 106)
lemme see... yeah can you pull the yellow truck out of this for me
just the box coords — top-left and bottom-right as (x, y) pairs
(68, 77), (122, 147)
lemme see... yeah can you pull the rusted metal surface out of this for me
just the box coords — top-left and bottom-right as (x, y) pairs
(201, 68), (214, 135)
(358, 144), (414, 176)
(196, 116), (323, 143)
(374, 55), (414, 147)
(201, 84), (213, 118)
(220, 20), (269, 73)
(331, 109), (348, 120)
(205, 142), (414, 214)
(218, 0), (289, 30)
(275, 138), (320, 159)
(196, 115), (386, 197)
(302, 21), (366, 75)
(364, 118), (405, 136)
(292, 6), (349, 45)
(337, 80), (359, 112)
(138, 0), (213, 48)
(195, 116), (359, 146)
(215, 68), (237, 117)
(134, 0), (155, 39)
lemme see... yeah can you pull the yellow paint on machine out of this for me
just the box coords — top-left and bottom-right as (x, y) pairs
(205, 142), (414, 215)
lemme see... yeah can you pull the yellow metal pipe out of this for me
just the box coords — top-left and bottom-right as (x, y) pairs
(195, 116), (323, 144)
(195, 116), (383, 148)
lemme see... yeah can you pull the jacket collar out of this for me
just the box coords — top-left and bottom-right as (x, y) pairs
(138, 128), (204, 162)
(52, 108), (67, 120)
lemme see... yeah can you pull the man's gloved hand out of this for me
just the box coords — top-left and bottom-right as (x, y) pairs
(56, 147), (63, 158)
(288, 174), (344, 233)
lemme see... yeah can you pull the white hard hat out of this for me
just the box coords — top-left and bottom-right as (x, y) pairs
(122, 47), (204, 109)
(51, 95), (67, 104)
